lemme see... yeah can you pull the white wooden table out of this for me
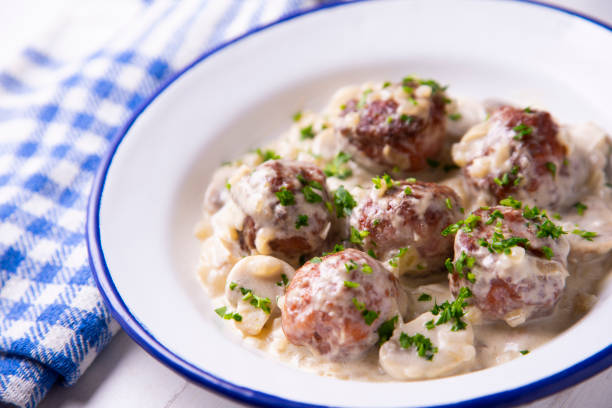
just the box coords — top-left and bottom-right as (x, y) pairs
(3, 0), (608, 407)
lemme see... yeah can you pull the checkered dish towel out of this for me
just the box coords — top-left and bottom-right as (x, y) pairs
(0, 1), (322, 406)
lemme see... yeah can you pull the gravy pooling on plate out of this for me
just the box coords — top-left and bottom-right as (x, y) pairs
(194, 76), (612, 381)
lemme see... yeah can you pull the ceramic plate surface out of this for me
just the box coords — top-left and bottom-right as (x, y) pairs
(87, 1), (612, 407)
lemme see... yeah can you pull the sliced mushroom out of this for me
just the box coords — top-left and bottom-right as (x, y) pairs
(225, 255), (295, 336)
(379, 312), (476, 380)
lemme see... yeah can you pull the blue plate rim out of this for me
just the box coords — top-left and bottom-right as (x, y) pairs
(86, 1), (612, 407)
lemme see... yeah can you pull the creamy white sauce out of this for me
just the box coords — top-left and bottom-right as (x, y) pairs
(194, 82), (612, 382)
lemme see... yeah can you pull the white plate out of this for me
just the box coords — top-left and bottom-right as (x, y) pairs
(87, 1), (612, 407)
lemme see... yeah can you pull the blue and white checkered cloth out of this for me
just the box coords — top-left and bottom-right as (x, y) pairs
(0, 1), (324, 406)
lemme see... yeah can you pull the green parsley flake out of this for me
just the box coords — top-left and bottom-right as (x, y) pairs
(441, 214), (481, 237)
(536, 219), (566, 240)
(333, 186), (357, 218)
(572, 229), (597, 241)
(575, 202), (587, 216)
(520, 350), (530, 355)
(448, 113), (462, 121)
(451, 251), (476, 282)
(377, 315), (398, 346)
(256, 148), (281, 162)
(344, 280), (360, 288)
(404, 186), (412, 195)
(276, 273), (289, 287)
(357, 89), (373, 109)
(240, 287), (272, 314)
(345, 260), (358, 272)
(350, 226), (370, 245)
(229, 282), (237, 291)
(302, 185), (322, 203)
(553, 213), (562, 220)
(485, 209), (504, 225)
(362, 309), (380, 325)
(541, 246), (554, 260)
(382, 81), (391, 88)
(445, 198), (453, 210)
(362, 264), (373, 274)
(310, 257), (322, 264)
(292, 111), (302, 122)
(399, 332), (438, 360)
(214, 306), (242, 322)
(295, 214), (309, 229)
(431, 287), (472, 331)
(524, 106), (534, 113)
(388, 248), (407, 268)
(400, 114), (413, 123)
(499, 196), (522, 209)
(418, 293), (432, 302)
(372, 173), (395, 189)
(512, 123), (533, 140)
(367, 249), (378, 259)
(300, 124), (315, 140)
(275, 187), (295, 206)
(494, 173), (510, 187)
(324, 151), (353, 179)
(545, 162), (557, 178)
(225, 181), (231, 191)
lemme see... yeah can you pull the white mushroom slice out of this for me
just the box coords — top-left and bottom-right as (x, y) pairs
(379, 312), (476, 380)
(225, 255), (295, 336)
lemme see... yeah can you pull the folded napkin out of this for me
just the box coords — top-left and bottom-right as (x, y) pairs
(0, 1), (320, 406)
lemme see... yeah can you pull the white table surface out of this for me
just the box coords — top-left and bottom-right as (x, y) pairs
(3, 0), (609, 407)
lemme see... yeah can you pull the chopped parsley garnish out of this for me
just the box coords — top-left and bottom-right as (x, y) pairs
(406, 177), (417, 183)
(302, 185), (323, 203)
(333, 186), (357, 218)
(425, 319), (435, 330)
(448, 113), (462, 121)
(324, 151), (352, 179)
(295, 214), (309, 229)
(572, 229), (597, 241)
(388, 248), (407, 268)
(240, 287), (272, 314)
(275, 187), (295, 206)
(536, 219), (567, 240)
(400, 114), (413, 123)
(322, 244), (345, 256)
(430, 287), (472, 331)
(229, 282), (238, 291)
(373, 219), (381, 226)
(297, 173), (323, 190)
(386, 116), (393, 124)
(485, 209), (504, 225)
(499, 196), (522, 209)
(344, 280), (360, 288)
(225, 181), (231, 191)
(256, 148), (281, 162)
(494, 173), (510, 187)
(350, 226), (370, 245)
(372, 173), (395, 189)
(367, 249), (378, 259)
(541, 246), (554, 260)
(575, 202), (587, 216)
(426, 158), (440, 168)
(382, 81), (391, 88)
(399, 332), (437, 360)
(351, 297), (379, 325)
(377, 315), (398, 346)
(512, 123), (533, 140)
(300, 124), (315, 140)
(545, 162), (556, 178)
(404, 186), (413, 195)
(448, 251), (476, 283)
(276, 273), (289, 287)
(418, 293), (432, 302)
(345, 260), (358, 272)
(520, 349), (530, 355)
(524, 106), (534, 113)
(215, 306), (242, 322)
(402, 85), (414, 95)
(441, 214), (481, 236)
(310, 257), (322, 264)
(445, 198), (453, 210)
(292, 111), (302, 122)
(361, 264), (373, 274)
(357, 89), (373, 109)
(553, 213), (562, 220)
(523, 205), (546, 221)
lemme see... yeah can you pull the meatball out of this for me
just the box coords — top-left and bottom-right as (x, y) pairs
(334, 78), (447, 172)
(229, 160), (333, 263)
(350, 178), (462, 275)
(282, 249), (400, 361)
(452, 106), (585, 209)
(448, 205), (570, 326)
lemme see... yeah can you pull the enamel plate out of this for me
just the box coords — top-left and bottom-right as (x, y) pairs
(87, 1), (612, 407)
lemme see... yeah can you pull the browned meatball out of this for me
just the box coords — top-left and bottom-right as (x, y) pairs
(335, 78), (447, 172)
(230, 160), (333, 263)
(282, 249), (400, 361)
(350, 178), (462, 274)
(453, 106), (583, 209)
(448, 204), (569, 326)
